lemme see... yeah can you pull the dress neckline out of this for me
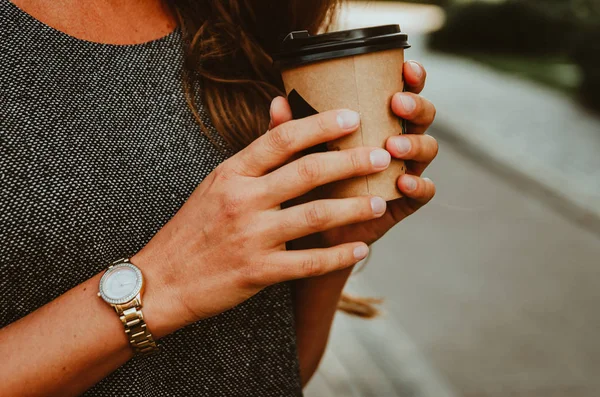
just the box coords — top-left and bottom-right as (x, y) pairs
(5, 0), (180, 48)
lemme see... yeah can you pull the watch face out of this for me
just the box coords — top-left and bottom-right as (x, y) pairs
(99, 263), (143, 305)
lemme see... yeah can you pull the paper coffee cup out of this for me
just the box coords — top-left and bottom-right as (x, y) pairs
(273, 25), (411, 201)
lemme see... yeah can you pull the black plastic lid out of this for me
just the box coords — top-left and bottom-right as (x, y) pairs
(272, 25), (410, 69)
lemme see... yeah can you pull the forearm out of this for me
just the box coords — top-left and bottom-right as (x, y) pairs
(0, 250), (174, 397)
(0, 271), (134, 396)
(291, 235), (355, 387)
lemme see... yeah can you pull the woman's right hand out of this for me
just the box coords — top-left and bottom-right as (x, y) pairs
(134, 107), (393, 335)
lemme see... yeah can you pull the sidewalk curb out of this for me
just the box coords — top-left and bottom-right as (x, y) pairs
(432, 121), (600, 238)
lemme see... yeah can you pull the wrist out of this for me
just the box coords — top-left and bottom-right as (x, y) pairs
(129, 247), (186, 339)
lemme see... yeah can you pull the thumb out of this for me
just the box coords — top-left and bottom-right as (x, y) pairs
(268, 96), (293, 130)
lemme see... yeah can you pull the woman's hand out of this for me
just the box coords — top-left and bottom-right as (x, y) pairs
(273, 60), (438, 249)
(134, 108), (397, 335)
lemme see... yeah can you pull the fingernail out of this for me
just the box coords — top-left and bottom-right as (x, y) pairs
(337, 110), (360, 129)
(409, 61), (423, 78)
(370, 149), (391, 168)
(400, 94), (416, 113)
(404, 176), (417, 191)
(354, 245), (369, 260)
(394, 136), (411, 155)
(370, 196), (387, 215)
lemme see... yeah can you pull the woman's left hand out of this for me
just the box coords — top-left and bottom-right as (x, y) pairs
(272, 60), (437, 248)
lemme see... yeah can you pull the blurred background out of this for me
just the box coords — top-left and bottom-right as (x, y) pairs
(305, 1), (600, 396)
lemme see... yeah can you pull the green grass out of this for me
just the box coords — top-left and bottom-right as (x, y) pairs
(463, 53), (582, 94)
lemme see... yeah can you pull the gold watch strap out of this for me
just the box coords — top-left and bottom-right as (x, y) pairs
(107, 257), (159, 357)
(119, 306), (159, 357)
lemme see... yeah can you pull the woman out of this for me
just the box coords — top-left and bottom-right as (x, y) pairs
(0, 0), (438, 395)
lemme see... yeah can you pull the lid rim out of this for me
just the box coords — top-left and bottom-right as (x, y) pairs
(274, 41), (411, 70)
(275, 32), (409, 58)
(273, 24), (410, 69)
(296, 24), (401, 41)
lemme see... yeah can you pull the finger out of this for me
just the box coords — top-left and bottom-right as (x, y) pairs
(405, 122), (433, 136)
(397, 175), (436, 203)
(403, 60), (427, 94)
(263, 242), (369, 283)
(391, 92), (436, 129)
(268, 96), (293, 130)
(235, 109), (360, 177)
(266, 196), (387, 242)
(405, 160), (431, 178)
(386, 134), (438, 163)
(387, 175), (436, 222)
(261, 147), (391, 204)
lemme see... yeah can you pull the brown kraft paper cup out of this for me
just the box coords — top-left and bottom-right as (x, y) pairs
(273, 25), (411, 201)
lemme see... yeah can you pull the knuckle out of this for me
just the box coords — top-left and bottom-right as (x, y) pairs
(431, 104), (437, 121)
(220, 192), (244, 218)
(241, 257), (270, 288)
(316, 113), (330, 134)
(267, 124), (294, 152)
(213, 162), (236, 182)
(301, 255), (325, 277)
(276, 216), (294, 234)
(251, 181), (269, 202)
(297, 156), (321, 183)
(335, 249), (347, 268)
(304, 202), (330, 229)
(349, 150), (364, 173)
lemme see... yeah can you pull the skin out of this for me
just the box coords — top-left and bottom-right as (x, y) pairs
(11, 0), (177, 45)
(1, 1), (437, 395)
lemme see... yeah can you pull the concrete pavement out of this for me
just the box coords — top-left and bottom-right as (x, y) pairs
(308, 131), (600, 397)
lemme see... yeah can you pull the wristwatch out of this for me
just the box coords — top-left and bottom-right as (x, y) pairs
(98, 257), (159, 357)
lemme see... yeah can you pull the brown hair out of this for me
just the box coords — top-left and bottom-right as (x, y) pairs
(167, 0), (382, 318)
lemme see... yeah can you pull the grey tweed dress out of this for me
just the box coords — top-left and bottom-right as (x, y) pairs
(0, 1), (303, 395)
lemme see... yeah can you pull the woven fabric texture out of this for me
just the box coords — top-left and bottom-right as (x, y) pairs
(0, 1), (303, 395)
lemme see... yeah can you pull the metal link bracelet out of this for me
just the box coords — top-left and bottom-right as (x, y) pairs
(120, 306), (159, 356)
(103, 257), (160, 357)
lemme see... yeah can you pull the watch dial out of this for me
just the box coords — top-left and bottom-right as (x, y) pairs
(104, 267), (138, 300)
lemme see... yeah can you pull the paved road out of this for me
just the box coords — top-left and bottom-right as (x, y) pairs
(309, 131), (600, 397)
